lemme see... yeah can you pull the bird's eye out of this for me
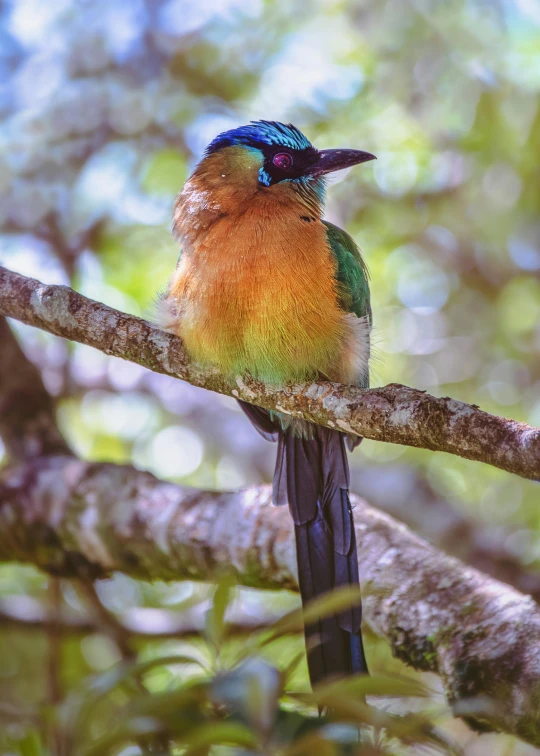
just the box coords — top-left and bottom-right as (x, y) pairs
(272, 152), (293, 171)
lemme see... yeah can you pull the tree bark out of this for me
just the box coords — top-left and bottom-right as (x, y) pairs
(1, 265), (539, 480)
(0, 317), (68, 460)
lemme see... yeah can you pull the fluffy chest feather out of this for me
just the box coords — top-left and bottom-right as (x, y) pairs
(162, 183), (347, 383)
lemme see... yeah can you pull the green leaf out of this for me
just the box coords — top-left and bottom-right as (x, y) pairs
(127, 681), (209, 723)
(17, 730), (43, 756)
(286, 688), (456, 753)
(281, 650), (307, 686)
(205, 576), (235, 648)
(183, 722), (258, 753)
(69, 654), (208, 741)
(82, 716), (164, 756)
(284, 730), (340, 756)
(86, 653), (208, 697)
(83, 683), (211, 756)
(212, 658), (280, 734)
(312, 673), (430, 702)
(262, 586), (363, 644)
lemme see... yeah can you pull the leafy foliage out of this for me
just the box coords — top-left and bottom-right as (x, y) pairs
(3, 583), (458, 755)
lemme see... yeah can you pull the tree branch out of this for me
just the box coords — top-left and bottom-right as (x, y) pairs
(0, 316), (69, 461)
(0, 266), (538, 480)
(1, 455), (540, 746)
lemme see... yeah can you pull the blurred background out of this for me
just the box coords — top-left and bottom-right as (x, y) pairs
(1, 0), (540, 753)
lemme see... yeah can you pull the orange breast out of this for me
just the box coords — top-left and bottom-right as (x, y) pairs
(166, 180), (346, 383)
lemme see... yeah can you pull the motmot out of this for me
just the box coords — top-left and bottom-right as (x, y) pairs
(159, 120), (375, 688)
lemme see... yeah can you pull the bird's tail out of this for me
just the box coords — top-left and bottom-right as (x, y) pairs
(238, 401), (368, 687)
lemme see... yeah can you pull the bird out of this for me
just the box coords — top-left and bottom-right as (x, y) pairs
(159, 120), (375, 689)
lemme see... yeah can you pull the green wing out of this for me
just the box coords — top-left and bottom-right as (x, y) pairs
(324, 221), (371, 325)
(324, 221), (371, 446)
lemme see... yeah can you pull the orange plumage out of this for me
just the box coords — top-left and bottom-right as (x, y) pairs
(162, 146), (362, 384)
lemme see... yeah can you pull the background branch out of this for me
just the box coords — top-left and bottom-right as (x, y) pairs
(0, 595), (285, 639)
(1, 455), (540, 746)
(1, 265), (539, 480)
(0, 316), (69, 461)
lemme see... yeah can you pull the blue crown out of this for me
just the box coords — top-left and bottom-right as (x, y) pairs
(206, 120), (312, 155)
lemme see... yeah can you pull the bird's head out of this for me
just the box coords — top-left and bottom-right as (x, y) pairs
(187, 120), (375, 213)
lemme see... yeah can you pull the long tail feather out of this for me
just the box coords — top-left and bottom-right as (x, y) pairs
(238, 401), (368, 685)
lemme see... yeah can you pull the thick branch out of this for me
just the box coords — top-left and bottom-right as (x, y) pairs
(0, 317), (69, 460)
(0, 266), (538, 480)
(1, 456), (540, 745)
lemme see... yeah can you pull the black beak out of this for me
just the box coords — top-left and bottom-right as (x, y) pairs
(313, 148), (376, 176)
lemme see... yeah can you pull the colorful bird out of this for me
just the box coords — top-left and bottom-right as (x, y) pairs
(160, 120), (375, 688)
